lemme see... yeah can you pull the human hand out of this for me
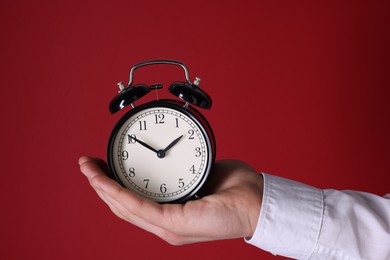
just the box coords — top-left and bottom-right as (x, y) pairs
(79, 156), (263, 245)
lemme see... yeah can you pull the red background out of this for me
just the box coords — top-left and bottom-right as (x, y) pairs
(1, 1), (389, 259)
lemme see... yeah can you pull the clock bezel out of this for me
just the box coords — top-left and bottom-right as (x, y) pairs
(107, 99), (216, 203)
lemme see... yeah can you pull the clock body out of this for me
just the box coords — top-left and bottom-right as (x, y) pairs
(107, 100), (215, 203)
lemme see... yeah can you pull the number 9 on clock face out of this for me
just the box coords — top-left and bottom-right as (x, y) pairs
(108, 101), (215, 203)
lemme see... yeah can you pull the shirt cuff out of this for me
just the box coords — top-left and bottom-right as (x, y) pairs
(245, 173), (324, 259)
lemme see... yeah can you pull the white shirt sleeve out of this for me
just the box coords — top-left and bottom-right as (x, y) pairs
(245, 173), (390, 260)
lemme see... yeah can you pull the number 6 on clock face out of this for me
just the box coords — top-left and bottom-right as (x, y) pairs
(108, 101), (215, 203)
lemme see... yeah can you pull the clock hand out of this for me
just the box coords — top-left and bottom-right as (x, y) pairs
(129, 136), (158, 154)
(155, 135), (184, 159)
(163, 135), (184, 153)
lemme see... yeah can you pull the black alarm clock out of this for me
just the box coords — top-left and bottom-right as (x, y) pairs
(107, 60), (216, 203)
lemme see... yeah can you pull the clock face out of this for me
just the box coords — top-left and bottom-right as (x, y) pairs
(108, 102), (213, 203)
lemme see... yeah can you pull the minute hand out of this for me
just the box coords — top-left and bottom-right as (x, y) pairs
(129, 136), (158, 154)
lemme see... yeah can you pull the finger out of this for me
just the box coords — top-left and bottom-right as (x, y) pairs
(79, 155), (93, 166)
(79, 157), (155, 224)
(79, 157), (178, 231)
(97, 178), (216, 241)
(91, 174), (186, 243)
(94, 188), (127, 220)
(79, 157), (129, 220)
(79, 158), (172, 238)
(90, 172), (165, 223)
(79, 157), (211, 243)
(96, 187), (170, 238)
(79, 156), (109, 180)
(79, 157), (124, 217)
(79, 156), (109, 174)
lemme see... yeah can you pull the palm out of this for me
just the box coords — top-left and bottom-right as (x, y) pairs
(79, 157), (263, 245)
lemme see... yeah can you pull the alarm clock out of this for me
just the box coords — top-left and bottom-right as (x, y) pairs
(107, 60), (216, 203)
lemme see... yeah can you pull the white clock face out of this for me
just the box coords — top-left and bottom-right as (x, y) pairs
(111, 106), (210, 202)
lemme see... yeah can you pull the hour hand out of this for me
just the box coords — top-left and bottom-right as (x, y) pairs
(155, 135), (184, 159)
(163, 135), (184, 153)
(129, 136), (158, 154)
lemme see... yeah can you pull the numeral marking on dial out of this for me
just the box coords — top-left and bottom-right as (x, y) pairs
(128, 167), (135, 177)
(195, 147), (202, 157)
(155, 114), (165, 124)
(188, 129), (195, 139)
(178, 178), (185, 188)
(128, 134), (136, 144)
(160, 183), (167, 193)
(139, 180), (188, 193)
(122, 150), (129, 160)
(139, 121), (147, 131)
(143, 179), (150, 189)
(189, 165), (196, 174)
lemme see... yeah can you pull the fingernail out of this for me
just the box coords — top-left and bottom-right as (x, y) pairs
(78, 156), (91, 166)
(80, 164), (93, 179)
(79, 164), (89, 178)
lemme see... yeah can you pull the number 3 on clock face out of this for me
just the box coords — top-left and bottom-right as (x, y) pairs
(108, 101), (215, 203)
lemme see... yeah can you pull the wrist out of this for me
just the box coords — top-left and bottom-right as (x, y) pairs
(241, 173), (263, 238)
